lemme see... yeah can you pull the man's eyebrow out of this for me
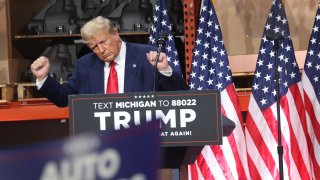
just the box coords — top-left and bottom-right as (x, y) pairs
(89, 39), (107, 49)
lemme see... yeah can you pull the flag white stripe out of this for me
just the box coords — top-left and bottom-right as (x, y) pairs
(272, 90), (310, 179)
(302, 72), (320, 177)
(302, 72), (320, 122)
(270, 101), (294, 179)
(286, 89), (312, 176)
(247, 96), (278, 177)
(220, 138), (238, 179)
(306, 112), (320, 164)
(245, 127), (274, 179)
(269, 96), (290, 178)
(248, 96), (279, 163)
(188, 160), (204, 180)
(270, 102), (290, 147)
(202, 146), (226, 179)
(221, 89), (250, 178)
(284, 95), (301, 180)
(195, 161), (205, 180)
(287, 143), (300, 180)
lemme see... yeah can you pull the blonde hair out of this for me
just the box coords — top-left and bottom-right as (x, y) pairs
(80, 16), (117, 43)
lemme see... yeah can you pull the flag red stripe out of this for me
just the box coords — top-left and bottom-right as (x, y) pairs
(188, 162), (200, 180)
(281, 92), (310, 178)
(261, 97), (291, 177)
(191, 86), (247, 179)
(247, 153), (262, 179)
(196, 152), (215, 180)
(289, 85), (313, 177)
(225, 84), (245, 132)
(304, 92), (320, 144)
(245, 112), (279, 178)
(225, 85), (247, 179)
(261, 108), (278, 141)
(226, 134), (246, 179)
(303, 91), (320, 177)
(210, 146), (235, 179)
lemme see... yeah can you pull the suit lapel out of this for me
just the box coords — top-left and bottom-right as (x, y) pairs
(93, 56), (105, 93)
(124, 43), (138, 92)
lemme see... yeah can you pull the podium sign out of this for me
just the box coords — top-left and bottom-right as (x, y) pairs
(0, 121), (160, 180)
(69, 90), (222, 146)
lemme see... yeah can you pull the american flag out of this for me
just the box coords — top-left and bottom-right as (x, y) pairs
(148, 0), (182, 75)
(301, 4), (320, 178)
(188, 0), (249, 179)
(245, 0), (312, 179)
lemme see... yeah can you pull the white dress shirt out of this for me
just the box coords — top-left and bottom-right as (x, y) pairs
(104, 41), (126, 93)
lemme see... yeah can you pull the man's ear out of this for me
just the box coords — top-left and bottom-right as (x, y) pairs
(113, 33), (121, 42)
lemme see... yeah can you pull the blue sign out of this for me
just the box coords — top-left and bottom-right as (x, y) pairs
(0, 121), (160, 180)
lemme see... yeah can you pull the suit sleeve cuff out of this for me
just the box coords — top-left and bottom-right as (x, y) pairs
(159, 66), (173, 77)
(36, 76), (48, 90)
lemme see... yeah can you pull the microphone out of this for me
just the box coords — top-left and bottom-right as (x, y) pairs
(266, 34), (285, 49)
(153, 32), (168, 92)
(266, 34), (285, 41)
(157, 32), (168, 46)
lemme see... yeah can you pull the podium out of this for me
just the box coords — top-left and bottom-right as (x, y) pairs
(68, 90), (235, 170)
(162, 115), (235, 168)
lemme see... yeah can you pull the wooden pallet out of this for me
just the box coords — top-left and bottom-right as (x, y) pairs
(17, 82), (44, 100)
(17, 83), (52, 105)
(0, 84), (15, 102)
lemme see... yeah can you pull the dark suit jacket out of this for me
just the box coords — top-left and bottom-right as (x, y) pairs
(40, 42), (188, 107)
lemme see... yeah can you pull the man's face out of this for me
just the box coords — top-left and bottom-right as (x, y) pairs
(87, 30), (121, 63)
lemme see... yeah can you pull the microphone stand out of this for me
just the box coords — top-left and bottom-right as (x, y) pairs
(272, 36), (284, 180)
(153, 34), (167, 92)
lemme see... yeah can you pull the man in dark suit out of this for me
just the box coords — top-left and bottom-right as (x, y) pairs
(30, 16), (188, 107)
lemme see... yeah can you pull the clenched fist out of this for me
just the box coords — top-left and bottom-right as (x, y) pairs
(146, 51), (170, 71)
(30, 56), (50, 81)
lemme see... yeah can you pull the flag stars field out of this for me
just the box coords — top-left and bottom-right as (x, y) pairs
(148, 0), (182, 74)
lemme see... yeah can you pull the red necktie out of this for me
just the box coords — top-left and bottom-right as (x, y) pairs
(106, 61), (118, 94)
